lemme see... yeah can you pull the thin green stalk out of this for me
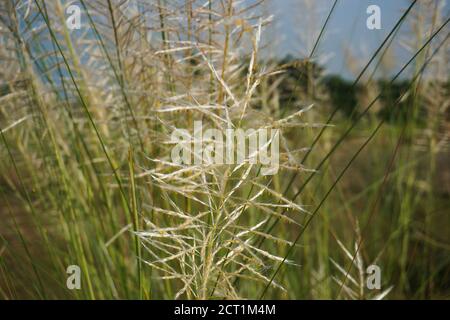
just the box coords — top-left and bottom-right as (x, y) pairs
(259, 29), (449, 298)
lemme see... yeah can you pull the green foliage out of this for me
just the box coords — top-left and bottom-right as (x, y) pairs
(0, 0), (448, 300)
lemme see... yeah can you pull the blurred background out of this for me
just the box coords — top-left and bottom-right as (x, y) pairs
(0, 0), (448, 299)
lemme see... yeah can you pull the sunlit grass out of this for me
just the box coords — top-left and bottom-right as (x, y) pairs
(0, 0), (448, 299)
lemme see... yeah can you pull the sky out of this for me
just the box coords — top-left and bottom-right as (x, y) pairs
(267, 0), (449, 79)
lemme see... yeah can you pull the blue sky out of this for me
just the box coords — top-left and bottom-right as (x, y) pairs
(268, 0), (448, 79)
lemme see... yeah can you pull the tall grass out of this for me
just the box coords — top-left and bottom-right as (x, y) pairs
(0, 0), (448, 299)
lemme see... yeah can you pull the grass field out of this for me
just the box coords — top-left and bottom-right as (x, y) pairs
(0, 0), (449, 299)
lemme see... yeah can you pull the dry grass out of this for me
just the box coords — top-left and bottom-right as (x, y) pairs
(0, 0), (448, 299)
